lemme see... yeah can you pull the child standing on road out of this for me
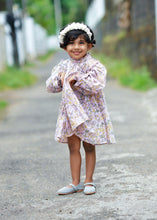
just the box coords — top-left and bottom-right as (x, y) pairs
(46, 22), (115, 195)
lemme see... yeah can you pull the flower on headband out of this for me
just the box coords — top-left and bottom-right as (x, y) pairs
(58, 22), (92, 44)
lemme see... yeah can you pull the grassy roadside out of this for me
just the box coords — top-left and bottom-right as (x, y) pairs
(0, 66), (37, 112)
(38, 49), (56, 61)
(93, 52), (157, 91)
(0, 100), (8, 117)
(0, 50), (56, 113)
(0, 66), (37, 91)
(0, 100), (8, 109)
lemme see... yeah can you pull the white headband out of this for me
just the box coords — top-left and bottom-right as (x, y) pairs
(58, 22), (92, 44)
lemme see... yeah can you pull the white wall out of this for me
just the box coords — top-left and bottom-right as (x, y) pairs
(85, 0), (105, 28)
(0, 11), (50, 69)
(16, 26), (25, 65)
(47, 35), (58, 50)
(0, 12), (14, 67)
(25, 16), (37, 59)
(24, 16), (50, 59)
(35, 24), (48, 55)
(0, 11), (25, 67)
(0, 25), (6, 71)
(5, 23), (14, 66)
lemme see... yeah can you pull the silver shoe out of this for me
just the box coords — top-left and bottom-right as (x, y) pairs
(57, 183), (84, 195)
(84, 183), (96, 195)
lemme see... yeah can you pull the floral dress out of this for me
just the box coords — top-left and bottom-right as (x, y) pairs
(46, 53), (116, 145)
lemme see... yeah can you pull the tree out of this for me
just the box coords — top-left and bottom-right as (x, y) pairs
(26, 0), (55, 34)
(14, 0), (55, 34)
(14, 0), (89, 35)
(61, 0), (88, 26)
(0, 0), (5, 11)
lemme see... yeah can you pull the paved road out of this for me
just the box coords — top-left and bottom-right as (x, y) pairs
(0, 51), (157, 220)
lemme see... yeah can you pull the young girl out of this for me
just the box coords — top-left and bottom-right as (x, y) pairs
(46, 22), (116, 195)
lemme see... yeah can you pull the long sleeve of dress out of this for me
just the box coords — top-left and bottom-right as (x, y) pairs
(46, 62), (64, 93)
(73, 61), (107, 95)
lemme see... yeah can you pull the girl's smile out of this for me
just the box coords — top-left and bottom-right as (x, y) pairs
(64, 36), (92, 60)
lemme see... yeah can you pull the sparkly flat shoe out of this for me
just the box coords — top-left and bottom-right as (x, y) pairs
(57, 183), (84, 195)
(84, 183), (96, 195)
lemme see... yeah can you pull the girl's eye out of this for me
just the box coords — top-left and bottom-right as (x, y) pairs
(69, 41), (74, 44)
(80, 41), (85, 44)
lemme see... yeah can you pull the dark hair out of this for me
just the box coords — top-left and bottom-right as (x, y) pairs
(59, 24), (96, 49)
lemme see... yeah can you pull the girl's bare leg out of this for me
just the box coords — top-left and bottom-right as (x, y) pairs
(83, 142), (96, 183)
(68, 134), (81, 185)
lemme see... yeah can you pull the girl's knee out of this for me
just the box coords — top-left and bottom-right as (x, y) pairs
(68, 134), (81, 153)
(68, 144), (80, 153)
(83, 142), (95, 152)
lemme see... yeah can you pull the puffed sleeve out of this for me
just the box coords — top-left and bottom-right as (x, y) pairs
(73, 61), (107, 95)
(46, 61), (65, 93)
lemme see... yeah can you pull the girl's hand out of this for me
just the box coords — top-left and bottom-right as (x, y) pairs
(69, 75), (77, 87)
(59, 72), (66, 86)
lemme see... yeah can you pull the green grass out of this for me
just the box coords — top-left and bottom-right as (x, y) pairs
(93, 52), (157, 91)
(103, 31), (126, 44)
(0, 100), (8, 110)
(38, 50), (56, 61)
(0, 66), (37, 91)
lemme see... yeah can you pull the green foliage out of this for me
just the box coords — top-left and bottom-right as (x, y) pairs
(14, 0), (55, 34)
(93, 52), (157, 91)
(38, 50), (56, 61)
(15, 0), (89, 34)
(0, 67), (37, 91)
(120, 67), (157, 91)
(61, 0), (88, 26)
(104, 31), (126, 44)
(0, 100), (8, 110)
(26, 0), (55, 35)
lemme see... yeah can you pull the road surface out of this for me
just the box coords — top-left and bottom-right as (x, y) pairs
(0, 51), (157, 219)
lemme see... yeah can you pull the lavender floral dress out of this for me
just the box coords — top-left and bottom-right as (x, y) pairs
(46, 53), (116, 145)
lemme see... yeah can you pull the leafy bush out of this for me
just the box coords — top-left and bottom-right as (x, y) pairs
(93, 52), (157, 91)
(120, 66), (157, 91)
(0, 67), (37, 91)
(0, 100), (8, 110)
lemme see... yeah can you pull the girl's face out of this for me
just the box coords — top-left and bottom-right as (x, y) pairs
(64, 35), (93, 60)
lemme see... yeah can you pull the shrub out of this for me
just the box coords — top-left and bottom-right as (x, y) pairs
(93, 52), (157, 91)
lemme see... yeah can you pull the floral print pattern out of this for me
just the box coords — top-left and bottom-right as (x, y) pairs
(46, 53), (116, 145)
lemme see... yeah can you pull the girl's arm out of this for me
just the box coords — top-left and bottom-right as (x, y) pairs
(46, 62), (65, 93)
(73, 62), (107, 95)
